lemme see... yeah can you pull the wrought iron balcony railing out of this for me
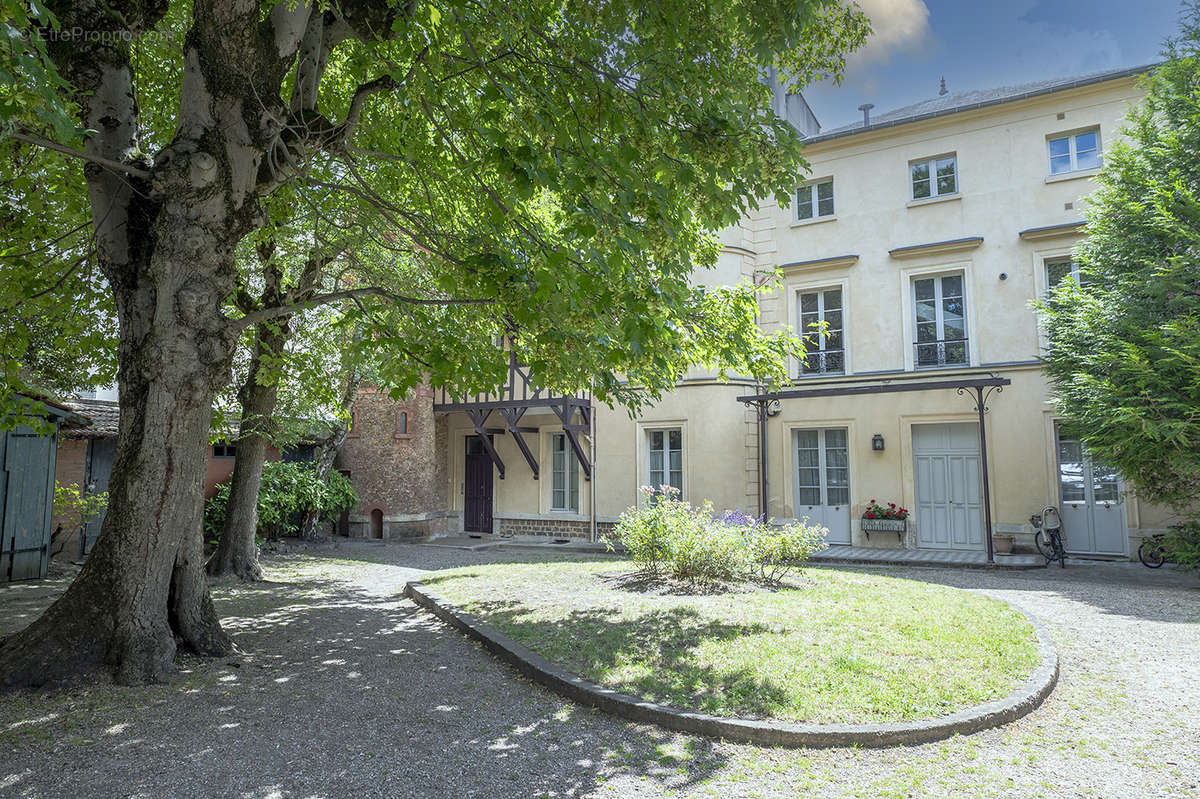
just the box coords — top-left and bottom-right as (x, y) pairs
(914, 337), (968, 368)
(799, 349), (845, 376)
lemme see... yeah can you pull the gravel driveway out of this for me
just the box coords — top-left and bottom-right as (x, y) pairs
(0, 540), (1196, 799)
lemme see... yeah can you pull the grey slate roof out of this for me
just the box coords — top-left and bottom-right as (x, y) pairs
(67, 398), (120, 437)
(810, 63), (1158, 144)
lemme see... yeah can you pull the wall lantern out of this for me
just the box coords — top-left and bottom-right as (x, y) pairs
(871, 433), (885, 452)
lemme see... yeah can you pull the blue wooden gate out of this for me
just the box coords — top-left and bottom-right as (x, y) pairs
(1, 425), (59, 581)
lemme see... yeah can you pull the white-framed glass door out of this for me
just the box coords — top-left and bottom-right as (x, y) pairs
(647, 428), (683, 498)
(794, 427), (850, 544)
(798, 288), (845, 375)
(1055, 429), (1126, 555)
(913, 274), (968, 368)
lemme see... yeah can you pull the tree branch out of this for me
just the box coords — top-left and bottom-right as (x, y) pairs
(11, 131), (152, 180)
(340, 75), (398, 141)
(228, 286), (495, 332)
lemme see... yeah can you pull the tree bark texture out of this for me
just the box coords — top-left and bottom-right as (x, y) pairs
(1, 0), (347, 687)
(0, 267), (236, 686)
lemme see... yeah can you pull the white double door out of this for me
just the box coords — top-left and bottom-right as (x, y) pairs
(913, 423), (984, 551)
(1055, 431), (1127, 556)
(794, 428), (851, 545)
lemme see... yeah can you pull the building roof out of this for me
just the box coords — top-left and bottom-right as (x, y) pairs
(809, 63), (1158, 144)
(66, 398), (120, 438)
(7, 391), (89, 428)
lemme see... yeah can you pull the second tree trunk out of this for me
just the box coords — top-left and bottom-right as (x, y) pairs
(207, 322), (288, 580)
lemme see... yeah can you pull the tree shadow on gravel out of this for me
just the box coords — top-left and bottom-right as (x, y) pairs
(447, 597), (794, 721)
(0, 568), (734, 799)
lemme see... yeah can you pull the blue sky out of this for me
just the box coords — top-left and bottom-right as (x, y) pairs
(803, 0), (1182, 130)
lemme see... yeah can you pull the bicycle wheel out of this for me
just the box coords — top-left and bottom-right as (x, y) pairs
(1138, 542), (1166, 568)
(1035, 530), (1056, 560)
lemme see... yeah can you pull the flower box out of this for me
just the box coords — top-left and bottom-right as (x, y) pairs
(860, 518), (907, 533)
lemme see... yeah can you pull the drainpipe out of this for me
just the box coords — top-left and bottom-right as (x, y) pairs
(589, 383), (598, 544)
(758, 402), (769, 521)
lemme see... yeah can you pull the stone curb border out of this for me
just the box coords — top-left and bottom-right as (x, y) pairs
(808, 552), (1045, 571)
(404, 581), (1059, 748)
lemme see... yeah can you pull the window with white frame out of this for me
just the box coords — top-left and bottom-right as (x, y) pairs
(1048, 128), (1100, 175)
(798, 288), (844, 375)
(647, 428), (683, 498)
(910, 154), (957, 200)
(550, 433), (579, 512)
(1045, 257), (1088, 292)
(913, 273), (968, 368)
(795, 428), (850, 506)
(796, 178), (834, 221)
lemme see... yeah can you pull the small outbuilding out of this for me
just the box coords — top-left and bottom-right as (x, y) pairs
(1, 395), (85, 581)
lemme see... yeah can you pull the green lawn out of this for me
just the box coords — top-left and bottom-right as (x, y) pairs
(422, 559), (1040, 725)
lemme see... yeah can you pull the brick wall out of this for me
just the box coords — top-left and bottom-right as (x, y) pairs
(496, 515), (615, 540)
(49, 438), (88, 560)
(335, 385), (446, 539)
(205, 445), (280, 498)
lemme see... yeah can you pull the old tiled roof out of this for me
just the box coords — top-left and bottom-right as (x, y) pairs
(62, 398), (340, 445)
(66, 398), (120, 437)
(811, 63), (1158, 143)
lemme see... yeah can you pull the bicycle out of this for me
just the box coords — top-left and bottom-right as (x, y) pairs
(1138, 534), (1167, 568)
(1030, 506), (1067, 568)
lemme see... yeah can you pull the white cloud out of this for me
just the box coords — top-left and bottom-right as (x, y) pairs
(850, 0), (934, 65)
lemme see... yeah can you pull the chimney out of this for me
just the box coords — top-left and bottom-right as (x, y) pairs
(939, 76), (948, 96)
(858, 103), (874, 128)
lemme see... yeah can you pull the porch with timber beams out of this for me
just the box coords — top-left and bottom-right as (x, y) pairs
(432, 352), (594, 483)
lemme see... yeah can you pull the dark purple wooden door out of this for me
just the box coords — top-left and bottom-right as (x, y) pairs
(464, 436), (493, 533)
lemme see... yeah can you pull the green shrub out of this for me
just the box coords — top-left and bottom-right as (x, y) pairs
(51, 482), (108, 556)
(53, 481), (108, 532)
(1163, 523), (1200, 570)
(664, 509), (751, 584)
(608, 487), (674, 575)
(204, 460), (357, 543)
(606, 487), (828, 586)
(747, 522), (829, 584)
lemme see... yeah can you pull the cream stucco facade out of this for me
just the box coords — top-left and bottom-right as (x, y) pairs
(432, 66), (1176, 558)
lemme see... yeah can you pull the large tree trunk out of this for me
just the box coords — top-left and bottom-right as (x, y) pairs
(0, 266), (236, 686)
(0, 0), (313, 688)
(4, 0), (403, 687)
(207, 322), (289, 580)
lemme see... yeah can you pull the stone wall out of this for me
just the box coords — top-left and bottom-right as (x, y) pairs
(335, 385), (446, 539)
(342, 511), (457, 540)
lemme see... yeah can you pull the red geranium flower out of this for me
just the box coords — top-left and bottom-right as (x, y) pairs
(866, 512), (875, 518)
